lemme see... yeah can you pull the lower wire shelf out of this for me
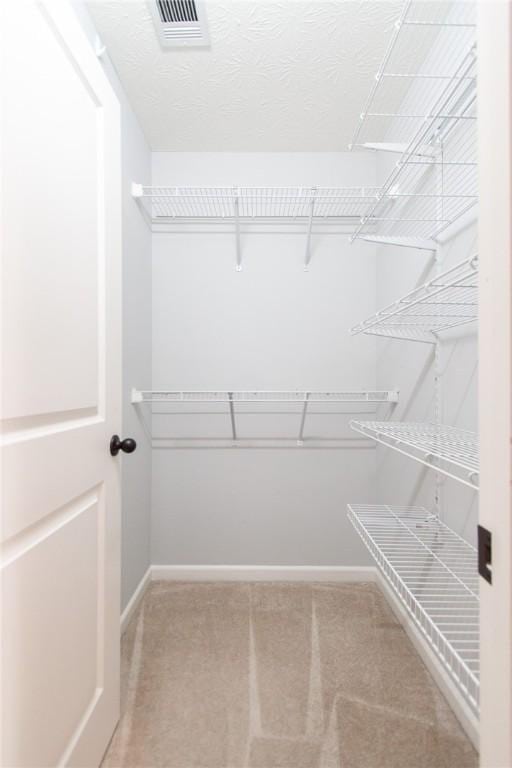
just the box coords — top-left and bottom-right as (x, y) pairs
(348, 504), (479, 715)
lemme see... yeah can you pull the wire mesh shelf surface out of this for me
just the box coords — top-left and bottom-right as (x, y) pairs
(132, 185), (381, 223)
(351, 256), (478, 343)
(350, 421), (479, 489)
(350, 0), (476, 151)
(347, 504), (479, 714)
(132, 389), (400, 404)
(350, 1), (477, 242)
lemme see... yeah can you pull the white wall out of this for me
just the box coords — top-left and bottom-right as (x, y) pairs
(150, 152), (384, 566)
(73, 2), (152, 610)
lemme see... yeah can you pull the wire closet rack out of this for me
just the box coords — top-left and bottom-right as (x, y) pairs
(351, 255), (478, 343)
(132, 185), (383, 269)
(132, 390), (399, 446)
(131, 390), (399, 404)
(132, 185), (381, 223)
(347, 504), (479, 715)
(350, 421), (478, 489)
(350, 0), (477, 248)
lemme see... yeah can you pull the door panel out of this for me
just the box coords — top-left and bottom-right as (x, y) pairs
(1, 1), (122, 765)
(3, 493), (102, 766)
(2, 1), (101, 420)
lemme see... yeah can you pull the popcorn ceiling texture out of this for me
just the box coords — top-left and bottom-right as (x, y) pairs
(87, 0), (403, 151)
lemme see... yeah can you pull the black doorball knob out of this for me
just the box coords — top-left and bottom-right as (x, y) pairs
(110, 435), (137, 456)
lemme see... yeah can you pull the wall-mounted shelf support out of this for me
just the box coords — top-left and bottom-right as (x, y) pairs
(355, 142), (436, 156)
(297, 392), (310, 444)
(228, 391), (237, 439)
(234, 189), (242, 271)
(359, 235), (437, 251)
(304, 188), (317, 271)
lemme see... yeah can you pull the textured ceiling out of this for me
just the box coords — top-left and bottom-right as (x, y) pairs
(88, 0), (404, 151)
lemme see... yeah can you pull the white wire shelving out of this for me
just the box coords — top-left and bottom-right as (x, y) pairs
(132, 186), (381, 222)
(349, 1), (477, 247)
(132, 389), (399, 446)
(350, 1), (476, 152)
(350, 421), (478, 489)
(131, 185), (382, 269)
(351, 255), (478, 343)
(347, 504), (479, 715)
(131, 390), (399, 404)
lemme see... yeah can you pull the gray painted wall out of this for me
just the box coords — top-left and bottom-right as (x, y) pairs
(69, 8), (477, 594)
(72, 2), (152, 611)
(150, 152), (385, 567)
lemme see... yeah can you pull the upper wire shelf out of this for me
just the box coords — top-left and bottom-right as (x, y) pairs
(350, 0), (476, 152)
(350, 420), (478, 489)
(351, 255), (478, 343)
(347, 504), (479, 715)
(132, 185), (380, 223)
(132, 185), (383, 270)
(349, 1), (477, 245)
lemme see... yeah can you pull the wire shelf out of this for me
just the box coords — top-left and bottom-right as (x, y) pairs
(351, 256), (478, 343)
(350, 0), (477, 243)
(350, 0), (476, 151)
(347, 504), (479, 714)
(133, 390), (398, 446)
(132, 185), (381, 223)
(352, 48), (477, 242)
(350, 421), (479, 489)
(132, 389), (399, 404)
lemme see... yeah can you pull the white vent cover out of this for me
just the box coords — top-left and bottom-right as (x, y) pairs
(149, 0), (209, 48)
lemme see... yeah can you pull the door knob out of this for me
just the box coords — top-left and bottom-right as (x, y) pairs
(110, 435), (137, 456)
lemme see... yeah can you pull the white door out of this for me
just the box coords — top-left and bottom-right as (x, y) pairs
(1, 1), (122, 765)
(478, 2), (512, 766)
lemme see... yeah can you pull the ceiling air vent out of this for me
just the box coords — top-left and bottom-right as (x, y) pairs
(149, 0), (209, 48)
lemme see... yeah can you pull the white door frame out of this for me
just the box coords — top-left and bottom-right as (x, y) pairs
(478, 2), (512, 765)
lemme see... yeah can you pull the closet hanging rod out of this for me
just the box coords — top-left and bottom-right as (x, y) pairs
(131, 390), (400, 404)
(347, 504), (479, 716)
(349, 421), (479, 489)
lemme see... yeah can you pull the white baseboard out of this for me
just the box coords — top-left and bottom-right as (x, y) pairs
(120, 565), (152, 635)
(375, 572), (479, 751)
(151, 564), (377, 582)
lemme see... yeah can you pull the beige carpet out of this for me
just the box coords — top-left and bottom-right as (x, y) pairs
(102, 582), (477, 768)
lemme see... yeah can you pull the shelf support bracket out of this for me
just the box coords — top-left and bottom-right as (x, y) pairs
(228, 392), (237, 441)
(95, 35), (106, 59)
(297, 392), (310, 445)
(359, 235), (437, 251)
(234, 188), (242, 271)
(304, 188), (317, 271)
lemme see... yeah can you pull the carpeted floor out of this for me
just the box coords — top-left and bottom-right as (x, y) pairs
(102, 581), (477, 768)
